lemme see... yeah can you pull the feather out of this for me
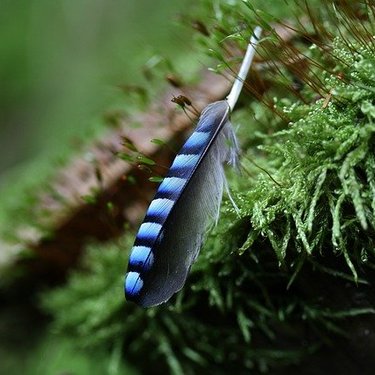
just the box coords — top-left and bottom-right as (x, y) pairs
(124, 27), (262, 307)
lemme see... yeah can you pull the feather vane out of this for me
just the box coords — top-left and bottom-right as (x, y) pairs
(125, 27), (262, 307)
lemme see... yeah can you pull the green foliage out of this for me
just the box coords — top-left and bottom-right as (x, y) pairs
(42, 239), (129, 348)
(237, 38), (375, 279)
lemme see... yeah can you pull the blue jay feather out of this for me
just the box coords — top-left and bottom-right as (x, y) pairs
(124, 27), (262, 307)
(125, 100), (238, 307)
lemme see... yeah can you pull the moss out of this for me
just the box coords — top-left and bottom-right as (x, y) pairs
(236, 36), (375, 273)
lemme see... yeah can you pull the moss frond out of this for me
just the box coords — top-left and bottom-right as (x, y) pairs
(237, 37), (375, 280)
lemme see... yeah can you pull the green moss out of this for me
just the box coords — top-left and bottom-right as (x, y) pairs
(237, 37), (375, 276)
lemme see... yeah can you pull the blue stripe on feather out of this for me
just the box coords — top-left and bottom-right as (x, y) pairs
(125, 271), (143, 296)
(170, 154), (200, 171)
(146, 198), (174, 220)
(182, 131), (210, 152)
(157, 177), (186, 195)
(129, 246), (154, 271)
(136, 222), (162, 241)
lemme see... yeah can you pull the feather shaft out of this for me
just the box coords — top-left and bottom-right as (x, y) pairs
(226, 26), (262, 110)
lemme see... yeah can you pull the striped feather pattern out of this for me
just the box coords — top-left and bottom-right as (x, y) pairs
(125, 100), (239, 307)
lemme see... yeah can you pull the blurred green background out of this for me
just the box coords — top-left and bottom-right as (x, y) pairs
(0, 0), (191, 179)
(0, 1), (192, 373)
